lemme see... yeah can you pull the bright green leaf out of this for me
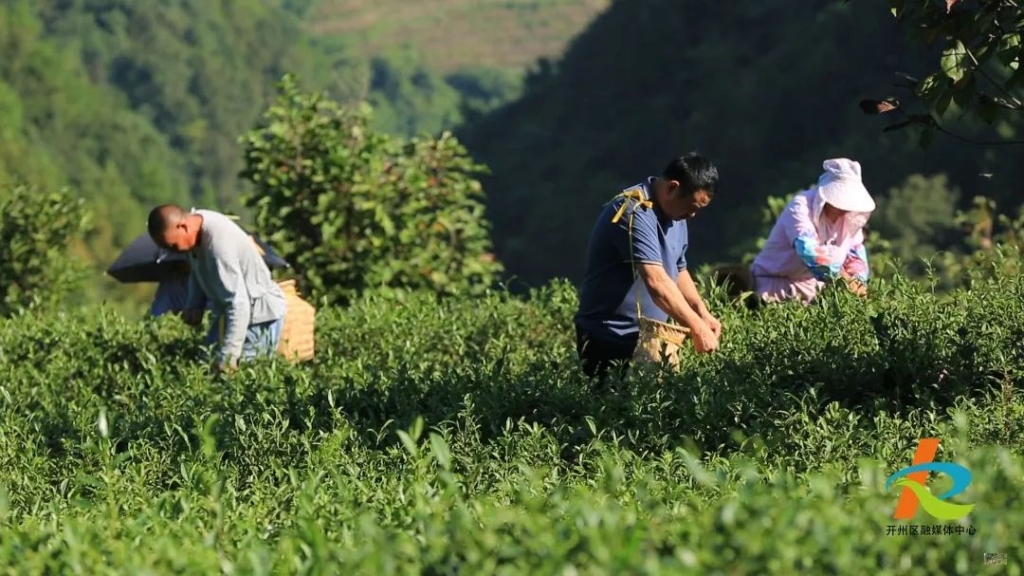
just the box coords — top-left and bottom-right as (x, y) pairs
(941, 40), (969, 82)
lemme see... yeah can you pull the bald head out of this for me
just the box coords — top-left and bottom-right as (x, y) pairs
(148, 204), (187, 237)
(148, 204), (202, 252)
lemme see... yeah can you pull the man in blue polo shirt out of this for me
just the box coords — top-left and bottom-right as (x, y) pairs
(574, 152), (722, 383)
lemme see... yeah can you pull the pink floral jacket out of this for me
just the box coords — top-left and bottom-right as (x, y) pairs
(751, 188), (870, 285)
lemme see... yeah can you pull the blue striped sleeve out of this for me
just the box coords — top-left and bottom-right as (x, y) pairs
(794, 235), (842, 280)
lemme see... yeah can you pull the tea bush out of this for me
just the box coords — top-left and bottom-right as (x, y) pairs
(0, 269), (1022, 573)
(0, 185), (90, 316)
(239, 75), (503, 308)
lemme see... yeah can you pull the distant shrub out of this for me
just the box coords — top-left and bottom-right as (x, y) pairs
(0, 185), (90, 316)
(239, 74), (504, 307)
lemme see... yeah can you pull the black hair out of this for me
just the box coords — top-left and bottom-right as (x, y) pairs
(662, 152), (719, 197)
(147, 204), (187, 239)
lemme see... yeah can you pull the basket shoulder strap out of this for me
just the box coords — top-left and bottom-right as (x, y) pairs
(608, 185), (653, 323)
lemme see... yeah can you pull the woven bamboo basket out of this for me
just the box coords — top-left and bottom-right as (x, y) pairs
(631, 317), (690, 368)
(276, 279), (316, 362)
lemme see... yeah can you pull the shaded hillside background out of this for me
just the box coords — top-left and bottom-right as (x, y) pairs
(1, 0), (1021, 313)
(460, 0), (1024, 289)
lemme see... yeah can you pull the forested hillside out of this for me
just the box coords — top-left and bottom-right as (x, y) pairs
(460, 0), (1024, 289)
(6, 0), (1024, 310)
(0, 0), (538, 311)
(296, 0), (613, 140)
(0, 0), (343, 308)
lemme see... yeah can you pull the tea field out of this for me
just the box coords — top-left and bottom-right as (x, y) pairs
(0, 273), (1022, 574)
(305, 0), (612, 72)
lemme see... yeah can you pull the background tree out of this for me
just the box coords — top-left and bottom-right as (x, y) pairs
(868, 173), (963, 280)
(853, 0), (1024, 288)
(859, 0), (1024, 148)
(239, 75), (504, 307)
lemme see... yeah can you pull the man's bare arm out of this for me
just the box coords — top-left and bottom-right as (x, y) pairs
(638, 263), (707, 332)
(675, 269), (710, 316)
(677, 268), (721, 336)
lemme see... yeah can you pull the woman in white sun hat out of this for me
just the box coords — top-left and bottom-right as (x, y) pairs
(750, 158), (876, 304)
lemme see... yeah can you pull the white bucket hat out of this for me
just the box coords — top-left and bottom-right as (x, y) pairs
(815, 158), (875, 213)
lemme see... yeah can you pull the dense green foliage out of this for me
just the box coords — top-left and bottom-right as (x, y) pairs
(859, 0), (1024, 146)
(240, 76), (503, 306)
(0, 0), (332, 310)
(362, 45), (525, 138)
(1, 268), (1022, 571)
(0, 1), (188, 273)
(4, 2), (1024, 571)
(0, 186), (90, 316)
(41, 0), (327, 209)
(0, 0), (524, 313)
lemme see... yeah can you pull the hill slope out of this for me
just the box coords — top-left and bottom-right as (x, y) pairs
(306, 0), (611, 72)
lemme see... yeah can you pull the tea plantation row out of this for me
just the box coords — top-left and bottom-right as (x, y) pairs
(0, 273), (1021, 573)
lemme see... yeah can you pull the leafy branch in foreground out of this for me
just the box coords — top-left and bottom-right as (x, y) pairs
(855, 0), (1024, 147)
(238, 74), (504, 307)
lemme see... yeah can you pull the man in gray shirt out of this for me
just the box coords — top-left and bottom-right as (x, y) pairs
(147, 204), (287, 371)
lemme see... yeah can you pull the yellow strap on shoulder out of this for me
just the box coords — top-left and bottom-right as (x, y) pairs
(609, 186), (653, 224)
(607, 184), (654, 323)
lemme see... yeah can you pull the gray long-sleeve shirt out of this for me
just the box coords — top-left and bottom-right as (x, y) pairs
(184, 209), (286, 364)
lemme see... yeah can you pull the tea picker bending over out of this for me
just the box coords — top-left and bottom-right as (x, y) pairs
(573, 153), (722, 386)
(750, 158), (876, 304)
(147, 204), (288, 373)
